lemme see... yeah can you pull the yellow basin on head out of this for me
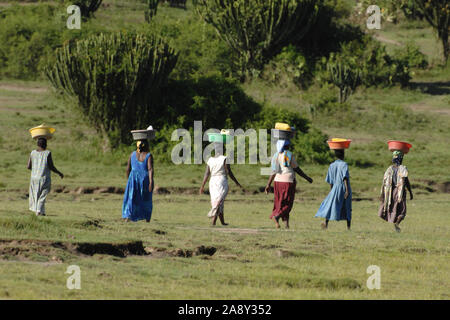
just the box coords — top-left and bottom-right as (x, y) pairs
(331, 138), (348, 142)
(275, 122), (292, 131)
(29, 124), (56, 140)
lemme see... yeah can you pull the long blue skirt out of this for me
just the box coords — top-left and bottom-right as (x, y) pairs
(122, 171), (153, 222)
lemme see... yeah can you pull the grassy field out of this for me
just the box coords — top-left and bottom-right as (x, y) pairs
(0, 0), (449, 299)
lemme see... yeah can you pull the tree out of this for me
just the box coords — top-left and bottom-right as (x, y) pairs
(45, 33), (178, 145)
(193, 0), (321, 80)
(326, 53), (361, 103)
(412, 0), (449, 63)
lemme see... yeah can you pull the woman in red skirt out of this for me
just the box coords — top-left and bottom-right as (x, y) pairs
(265, 140), (313, 228)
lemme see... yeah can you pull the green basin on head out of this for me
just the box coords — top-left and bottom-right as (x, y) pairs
(207, 132), (232, 143)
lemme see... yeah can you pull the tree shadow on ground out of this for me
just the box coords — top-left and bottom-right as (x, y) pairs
(409, 81), (450, 96)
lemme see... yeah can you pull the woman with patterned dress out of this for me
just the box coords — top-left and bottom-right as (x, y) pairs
(27, 137), (64, 216)
(199, 143), (243, 226)
(122, 140), (154, 222)
(378, 150), (413, 232)
(315, 149), (352, 230)
(265, 139), (313, 229)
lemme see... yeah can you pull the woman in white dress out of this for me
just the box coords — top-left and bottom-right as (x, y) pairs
(199, 144), (243, 226)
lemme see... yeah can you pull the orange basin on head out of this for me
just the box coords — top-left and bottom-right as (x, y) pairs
(327, 138), (352, 150)
(388, 140), (412, 154)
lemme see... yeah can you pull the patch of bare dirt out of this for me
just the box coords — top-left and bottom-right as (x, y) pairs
(19, 184), (299, 196)
(77, 219), (103, 229)
(0, 239), (216, 263)
(415, 180), (450, 194)
(71, 186), (125, 195)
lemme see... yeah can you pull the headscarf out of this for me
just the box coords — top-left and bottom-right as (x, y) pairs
(392, 150), (404, 166)
(276, 139), (292, 167)
(276, 139), (290, 153)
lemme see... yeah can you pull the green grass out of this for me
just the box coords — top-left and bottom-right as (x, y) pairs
(0, 0), (449, 300)
(0, 191), (448, 299)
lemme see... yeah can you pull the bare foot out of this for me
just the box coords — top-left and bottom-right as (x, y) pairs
(221, 222), (229, 226)
(146, 219), (150, 223)
(394, 224), (401, 233)
(272, 217), (280, 229)
(321, 222), (327, 230)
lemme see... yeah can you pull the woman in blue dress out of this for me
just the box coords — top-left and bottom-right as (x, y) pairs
(315, 149), (352, 230)
(122, 139), (154, 222)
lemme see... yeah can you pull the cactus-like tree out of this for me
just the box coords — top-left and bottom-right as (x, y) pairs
(411, 0), (449, 63)
(193, 0), (321, 80)
(45, 33), (178, 145)
(327, 54), (361, 103)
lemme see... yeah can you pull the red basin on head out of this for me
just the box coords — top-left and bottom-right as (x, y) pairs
(327, 139), (352, 150)
(388, 140), (412, 154)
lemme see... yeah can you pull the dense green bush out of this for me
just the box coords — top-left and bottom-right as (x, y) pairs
(295, 128), (333, 164)
(0, 4), (64, 79)
(250, 107), (331, 164)
(146, 16), (234, 79)
(159, 76), (262, 130)
(251, 107), (309, 135)
(262, 45), (314, 89)
(394, 42), (428, 69)
(146, 101), (331, 165)
(318, 37), (411, 90)
(45, 32), (179, 146)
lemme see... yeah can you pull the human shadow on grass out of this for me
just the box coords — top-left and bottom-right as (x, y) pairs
(409, 81), (450, 96)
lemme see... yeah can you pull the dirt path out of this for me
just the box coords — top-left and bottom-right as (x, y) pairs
(0, 84), (48, 94)
(408, 103), (450, 116)
(176, 226), (295, 234)
(373, 34), (402, 46)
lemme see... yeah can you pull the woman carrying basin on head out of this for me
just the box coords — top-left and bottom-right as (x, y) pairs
(122, 127), (155, 222)
(315, 139), (352, 230)
(378, 141), (413, 233)
(28, 124), (64, 217)
(265, 123), (313, 229)
(199, 130), (243, 226)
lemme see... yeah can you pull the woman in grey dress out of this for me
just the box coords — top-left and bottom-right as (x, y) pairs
(27, 137), (64, 216)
